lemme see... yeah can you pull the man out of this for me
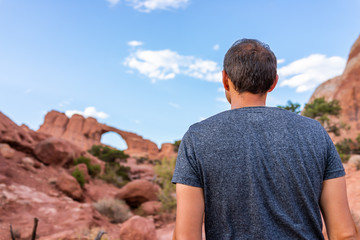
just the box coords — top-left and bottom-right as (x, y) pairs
(171, 39), (359, 239)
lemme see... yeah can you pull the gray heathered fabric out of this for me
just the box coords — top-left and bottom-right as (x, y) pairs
(172, 106), (345, 240)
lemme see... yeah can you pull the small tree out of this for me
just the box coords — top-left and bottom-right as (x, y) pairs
(302, 97), (345, 136)
(277, 101), (301, 114)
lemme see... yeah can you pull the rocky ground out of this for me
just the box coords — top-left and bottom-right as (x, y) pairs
(0, 112), (177, 240)
(0, 144), (177, 240)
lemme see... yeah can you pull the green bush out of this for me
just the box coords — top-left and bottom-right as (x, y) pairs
(72, 168), (85, 188)
(173, 140), (181, 152)
(302, 97), (345, 136)
(100, 162), (130, 188)
(136, 157), (148, 164)
(93, 198), (132, 223)
(88, 164), (101, 177)
(88, 145), (129, 162)
(155, 158), (177, 213)
(73, 156), (101, 177)
(277, 101), (301, 114)
(335, 134), (360, 162)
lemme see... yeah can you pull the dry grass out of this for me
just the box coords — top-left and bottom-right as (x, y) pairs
(93, 198), (132, 223)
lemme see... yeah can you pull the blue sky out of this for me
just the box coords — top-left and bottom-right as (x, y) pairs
(0, 0), (359, 149)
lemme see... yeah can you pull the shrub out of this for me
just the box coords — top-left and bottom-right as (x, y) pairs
(88, 164), (101, 177)
(93, 198), (132, 223)
(73, 156), (101, 177)
(100, 162), (130, 188)
(302, 97), (345, 136)
(72, 168), (85, 188)
(88, 145), (129, 162)
(136, 157), (148, 164)
(173, 140), (181, 152)
(335, 135), (360, 162)
(155, 158), (177, 213)
(277, 101), (301, 114)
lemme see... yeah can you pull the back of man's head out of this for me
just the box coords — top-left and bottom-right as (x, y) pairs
(223, 39), (277, 94)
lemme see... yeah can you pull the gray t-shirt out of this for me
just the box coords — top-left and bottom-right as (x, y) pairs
(172, 106), (345, 240)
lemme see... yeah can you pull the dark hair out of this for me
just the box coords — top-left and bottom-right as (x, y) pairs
(223, 39), (277, 94)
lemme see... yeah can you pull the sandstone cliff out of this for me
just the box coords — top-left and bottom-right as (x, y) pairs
(37, 110), (168, 159)
(309, 35), (360, 141)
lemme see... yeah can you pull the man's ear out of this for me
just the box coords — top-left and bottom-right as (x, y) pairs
(268, 74), (278, 93)
(222, 70), (230, 91)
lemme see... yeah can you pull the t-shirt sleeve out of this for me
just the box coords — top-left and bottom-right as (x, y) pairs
(323, 130), (345, 180)
(172, 129), (203, 188)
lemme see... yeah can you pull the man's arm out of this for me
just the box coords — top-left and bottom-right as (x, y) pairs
(173, 183), (204, 240)
(320, 176), (359, 239)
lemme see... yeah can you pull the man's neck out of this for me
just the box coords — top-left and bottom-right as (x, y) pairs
(230, 91), (267, 109)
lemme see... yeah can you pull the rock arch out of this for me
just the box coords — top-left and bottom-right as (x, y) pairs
(38, 111), (160, 159)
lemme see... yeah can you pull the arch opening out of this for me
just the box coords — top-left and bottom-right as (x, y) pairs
(100, 131), (128, 151)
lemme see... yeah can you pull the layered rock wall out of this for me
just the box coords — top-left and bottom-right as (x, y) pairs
(309, 35), (360, 142)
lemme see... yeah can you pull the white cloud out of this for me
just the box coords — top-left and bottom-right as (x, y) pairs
(124, 48), (222, 83)
(216, 97), (228, 103)
(58, 99), (72, 107)
(169, 102), (180, 108)
(217, 87), (225, 92)
(213, 44), (220, 51)
(127, 40), (143, 47)
(135, 119), (141, 124)
(278, 54), (346, 92)
(65, 107), (109, 119)
(277, 59), (285, 64)
(125, 0), (189, 12)
(106, 0), (120, 7)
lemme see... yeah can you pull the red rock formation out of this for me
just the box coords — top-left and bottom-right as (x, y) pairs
(309, 35), (360, 142)
(119, 216), (157, 240)
(0, 112), (37, 154)
(34, 137), (82, 166)
(140, 201), (162, 215)
(37, 110), (162, 159)
(56, 171), (84, 201)
(115, 179), (160, 208)
(158, 143), (178, 160)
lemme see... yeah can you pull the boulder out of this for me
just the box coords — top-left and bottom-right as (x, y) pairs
(20, 157), (36, 173)
(115, 180), (160, 208)
(56, 172), (83, 201)
(119, 216), (156, 240)
(140, 201), (162, 215)
(0, 112), (36, 154)
(34, 137), (81, 166)
(21, 157), (35, 166)
(0, 143), (15, 159)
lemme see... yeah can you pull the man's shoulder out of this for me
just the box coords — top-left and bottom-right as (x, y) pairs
(190, 107), (322, 129)
(188, 109), (232, 132)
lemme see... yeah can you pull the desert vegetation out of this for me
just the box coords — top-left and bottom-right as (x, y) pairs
(93, 198), (133, 223)
(335, 135), (360, 162)
(155, 158), (177, 213)
(279, 97), (353, 162)
(87, 145), (131, 187)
